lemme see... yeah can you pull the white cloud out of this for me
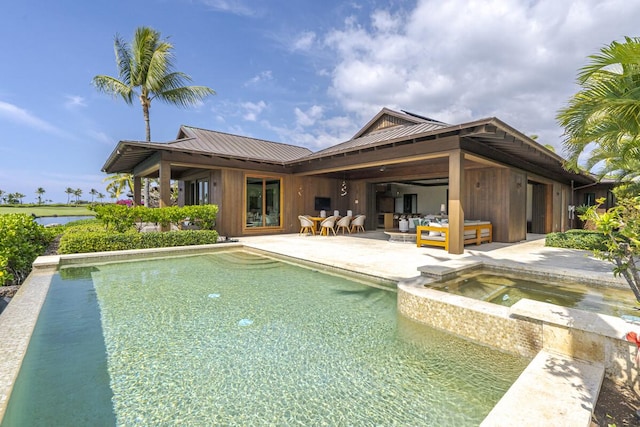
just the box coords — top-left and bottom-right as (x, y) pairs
(0, 100), (68, 137)
(292, 31), (316, 51)
(64, 95), (87, 109)
(244, 71), (273, 87)
(294, 105), (324, 127)
(242, 101), (267, 121)
(313, 0), (640, 153)
(199, 0), (256, 16)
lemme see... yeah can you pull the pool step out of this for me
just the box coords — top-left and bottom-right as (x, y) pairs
(481, 350), (604, 427)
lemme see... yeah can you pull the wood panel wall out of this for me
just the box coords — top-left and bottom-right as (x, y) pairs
(464, 167), (526, 242)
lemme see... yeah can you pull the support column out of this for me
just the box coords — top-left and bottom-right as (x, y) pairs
(448, 150), (465, 254)
(133, 175), (142, 206)
(159, 161), (171, 208)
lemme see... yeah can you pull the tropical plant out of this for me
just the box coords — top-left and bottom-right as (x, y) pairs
(581, 193), (640, 303)
(97, 192), (106, 203)
(103, 173), (133, 199)
(557, 36), (640, 178)
(73, 188), (83, 204)
(35, 187), (46, 205)
(92, 26), (215, 205)
(65, 187), (75, 204)
(0, 189), (4, 204)
(89, 188), (98, 202)
(13, 193), (25, 204)
(0, 214), (53, 286)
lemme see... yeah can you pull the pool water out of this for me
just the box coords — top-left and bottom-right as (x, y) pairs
(431, 270), (637, 317)
(3, 251), (529, 426)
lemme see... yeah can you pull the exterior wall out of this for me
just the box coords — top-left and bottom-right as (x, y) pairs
(211, 170), (343, 238)
(464, 167), (527, 243)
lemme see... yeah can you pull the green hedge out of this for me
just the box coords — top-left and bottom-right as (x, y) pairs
(545, 229), (609, 251)
(58, 230), (219, 254)
(0, 214), (53, 286)
(90, 204), (218, 232)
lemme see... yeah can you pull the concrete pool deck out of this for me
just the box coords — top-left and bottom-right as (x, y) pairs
(0, 231), (636, 426)
(237, 231), (627, 287)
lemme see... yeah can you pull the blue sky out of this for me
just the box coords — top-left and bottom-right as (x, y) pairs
(1, 0), (639, 203)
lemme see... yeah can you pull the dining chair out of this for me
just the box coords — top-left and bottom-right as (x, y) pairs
(350, 215), (366, 233)
(335, 215), (352, 234)
(298, 215), (315, 235)
(320, 215), (337, 236)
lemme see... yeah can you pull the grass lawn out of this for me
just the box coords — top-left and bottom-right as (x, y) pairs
(0, 205), (95, 217)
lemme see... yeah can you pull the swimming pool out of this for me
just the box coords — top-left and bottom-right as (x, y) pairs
(429, 269), (637, 317)
(2, 250), (529, 426)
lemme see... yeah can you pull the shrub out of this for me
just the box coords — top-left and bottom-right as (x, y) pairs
(0, 214), (53, 286)
(58, 230), (219, 254)
(90, 204), (218, 231)
(545, 229), (609, 251)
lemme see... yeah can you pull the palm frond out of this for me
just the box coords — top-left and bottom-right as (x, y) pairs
(92, 75), (135, 104)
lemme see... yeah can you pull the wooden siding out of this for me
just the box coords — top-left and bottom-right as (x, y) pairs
(208, 169), (345, 237)
(366, 115), (415, 134)
(464, 167), (526, 243)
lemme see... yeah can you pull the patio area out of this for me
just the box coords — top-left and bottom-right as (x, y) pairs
(236, 231), (626, 287)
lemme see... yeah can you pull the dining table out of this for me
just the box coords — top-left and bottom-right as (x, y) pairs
(308, 216), (325, 233)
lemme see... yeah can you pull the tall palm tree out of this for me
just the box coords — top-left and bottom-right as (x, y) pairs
(65, 187), (75, 205)
(97, 192), (106, 203)
(35, 187), (46, 205)
(0, 189), (4, 205)
(74, 188), (83, 205)
(557, 36), (640, 175)
(93, 26), (215, 206)
(89, 188), (98, 202)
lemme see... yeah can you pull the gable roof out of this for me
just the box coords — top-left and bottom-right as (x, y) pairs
(102, 108), (595, 186)
(306, 109), (451, 160)
(351, 107), (449, 139)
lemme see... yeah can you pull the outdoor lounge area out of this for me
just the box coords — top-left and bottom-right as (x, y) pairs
(416, 220), (493, 251)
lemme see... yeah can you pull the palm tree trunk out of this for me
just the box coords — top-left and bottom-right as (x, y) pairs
(142, 98), (151, 207)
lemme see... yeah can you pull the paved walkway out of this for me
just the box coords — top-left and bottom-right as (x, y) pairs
(238, 231), (626, 286)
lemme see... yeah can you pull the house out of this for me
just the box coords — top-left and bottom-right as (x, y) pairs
(102, 108), (595, 254)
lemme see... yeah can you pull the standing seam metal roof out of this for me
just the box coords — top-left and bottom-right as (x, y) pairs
(303, 121), (449, 160)
(175, 126), (312, 163)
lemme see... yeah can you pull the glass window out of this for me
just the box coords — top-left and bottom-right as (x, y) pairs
(246, 177), (281, 228)
(584, 192), (596, 206)
(189, 179), (209, 205)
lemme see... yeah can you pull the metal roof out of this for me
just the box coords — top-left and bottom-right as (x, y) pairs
(176, 126), (312, 163)
(102, 108), (595, 186)
(102, 127), (313, 173)
(302, 120), (450, 160)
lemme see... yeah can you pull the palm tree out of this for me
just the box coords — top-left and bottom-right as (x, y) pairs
(89, 188), (98, 202)
(65, 187), (75, 205)
(103, 173), (133, 199)
(35, 187), (46, 205)
(97, 192), (106, 203)
(74, 188), (83, 205)
(557, 36), (640, 176)
(14, 192), (26, 204)
(93, 26), (215, 206)
(0, 189), (4, 204)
